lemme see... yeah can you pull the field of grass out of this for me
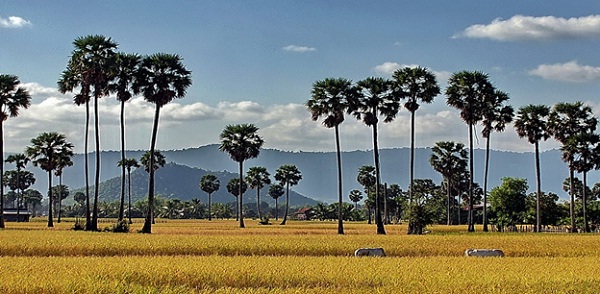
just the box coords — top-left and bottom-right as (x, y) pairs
(1, 219), (600, 293)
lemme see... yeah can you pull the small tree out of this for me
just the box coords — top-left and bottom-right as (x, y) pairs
(268, 184), (284, 220)
(489, 177), (528, 232)
(275, 165), (302, 225)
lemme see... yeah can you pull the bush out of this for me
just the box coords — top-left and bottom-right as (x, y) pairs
(109, 220), (130, 233)
(72, 218), (85, 231)
(258, 216), (271, 225)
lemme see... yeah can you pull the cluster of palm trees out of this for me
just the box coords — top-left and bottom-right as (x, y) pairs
(57, 35), (192, 233)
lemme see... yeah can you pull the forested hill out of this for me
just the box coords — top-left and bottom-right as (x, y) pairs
(22, 145), (598, 203)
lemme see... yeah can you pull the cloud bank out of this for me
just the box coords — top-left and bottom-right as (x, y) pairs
(528, 61), (600, 83)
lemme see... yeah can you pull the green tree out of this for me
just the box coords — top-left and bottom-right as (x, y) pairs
(348, 189), (363, 210)
(0, 74), (31, 228)
(5, 153), (33, 222)
(357, 165), (376, 224)
(140, 151), (166, 173)
(525, 192), (562, 227)
(226, 177), (248, 220)
(489, 177), (528, 232)
(514, 104), (551, 232)
(430, 141), (468, 226)
(117, 158), (140, 224)
(54, 150), (73, 223)
(547, 102), (597, 232)
(246, 166), (271, 220)
(200, 174), (220, 221)
(22, 189), (43, 217)
(446, 71), (493, 232)
(268, 184), (284, 220)
(481, 89), (514, 231)
(219, 124), (264, 228)
(51, 185), (69, 219)
(406, 179), (440, 234)
(25, 132), (74, 227)
(110, 52), (141, 222)
(134, 53), (191, 233)
(307, 77), (356, 234)
(275, 164), (302, 225)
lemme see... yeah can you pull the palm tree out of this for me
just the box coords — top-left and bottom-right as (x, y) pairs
(246, 166), (271, 220)
(58, 35), (118, 231)
(547, 102), (597, 233)
(226, 178), (248, 220)
(0, 74), (31, 228)
(307, 77), (356, 234)
(430, 141), (468, 226)
(274, 164), (302, 225)
(25, 132), (74, 228)
(268, 184), (284, 220)
(392, 67), (440, 208)
(445, 71), (493, 232)
(219, 124), (264, 228)
(54, 152), (73, 223)
(134, 53), (192, 234)
(200, 174), (220, 221)
(117, 158), (140, 224)
(110, 52), (141, 222)
(480, 89), (514, 231)
(348, 189), (363, 210)
(5, 153), (31, 223)
(140, 151), (166, 173)
(357, 165), (376, 224)
(514, 104), (551, 232)
(348, 77), (400, 235)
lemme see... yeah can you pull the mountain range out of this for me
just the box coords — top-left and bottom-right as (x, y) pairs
(16, 144), (600, 204)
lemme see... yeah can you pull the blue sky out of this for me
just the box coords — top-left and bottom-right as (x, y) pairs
(2, 1), (600, 154)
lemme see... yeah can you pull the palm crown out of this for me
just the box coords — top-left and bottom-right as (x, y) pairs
(219, 124), (264, 163)
(134, 53), (192, 107)
(0, 74), (32, 121)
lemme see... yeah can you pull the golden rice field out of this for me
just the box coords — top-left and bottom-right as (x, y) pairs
(1, 219), (600, 293)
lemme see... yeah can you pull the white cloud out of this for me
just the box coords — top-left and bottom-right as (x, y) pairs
(0, 16), (32, 28)
(455, 15), (600, 41)
(282, 45), (316, 53)
(528, 61), (600, 83)
(372, 62), (451, 83)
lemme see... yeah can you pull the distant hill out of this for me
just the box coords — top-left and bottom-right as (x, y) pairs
(20, 145), (600, 203)
(75, 162), (319, 206)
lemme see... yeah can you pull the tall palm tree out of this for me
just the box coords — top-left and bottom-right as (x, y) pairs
(219, 124), (264, 228)
(0, 74), (31, 228)
(117, 158), (140, 224)
(547, 102), (597, 233)
(307, 77), (356, 234)
(134, 53), (192, 234)
(348, 189), (363, 210)
(110, 52), (140, 222)
(357, 165), (376, 224)
(58, 35), (118, 231)
(246, 166), (271, 220)
(54, 153), (73, 223)
(226, 178), (248, 220)
(274, 164), (302, 225)
(514, 104), (550, 232)
(430, 141), (468, 226)
(200, 174), (220, 221)
(480, 89), (514, 231)
(25, 132), (73, 228)
(348, 77), (400, 235)
(268, 184), (284, 220)
(5, 153), (31, 223)
(445, 71), (493, 232)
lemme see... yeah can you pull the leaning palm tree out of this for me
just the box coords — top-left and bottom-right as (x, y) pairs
(109, 52), (141, 222)
(445, 71), (493, 232)
(117, 158), (140, 224)
(200, 174), (220, 221)
(429, 141), (468, 226)
(0, 74), (31, 228)
(134, 53), (192, 234)
(348, 77), (400, 235)
(307, 77), (356, 234)
(246, 166), (271, 220)
(58, 35), (118, 231)
(25, 132), (74, 228)
(268, 184), (284, 220)
(5, 153), (31, 223)
(547, 102), (597, 233)
(275, 164), (302, 225)
(514, 104), (551, 232)
(480, 89), (514, 231)
(357, 165), (376, 224)
(219, 124), (264, 228)
(54, 152), (73, 223)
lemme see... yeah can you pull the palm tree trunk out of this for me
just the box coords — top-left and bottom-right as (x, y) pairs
(142, 106), (161, 234)
(0, 122), (5, 228)
(208, 193), (212, 221)
(256, 188), (261, 220)
(58, 174), (63, 223)
(47, 170), (54, 227)
(335, 125), (344, 234)
(408, 110), (415, 231)
(127, 169), (132, 224)
(118, 100), (126, 221)
(583, 170), (588, 233)
(468, 124), (475, 232)
(92, 95), (101, 231)
(238, 162), (245, 228)
(16, 169), (21, 222)
(569, 167), (575, 233)
(447, 177), (452, 226)
(372, 123), (386, 235)
(280, 183), (290, 225)
(275, 198), (278, 220)
(535, 141), (541, 233)
(84, 101), (92, 231)
(483, 135), (490, 232)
